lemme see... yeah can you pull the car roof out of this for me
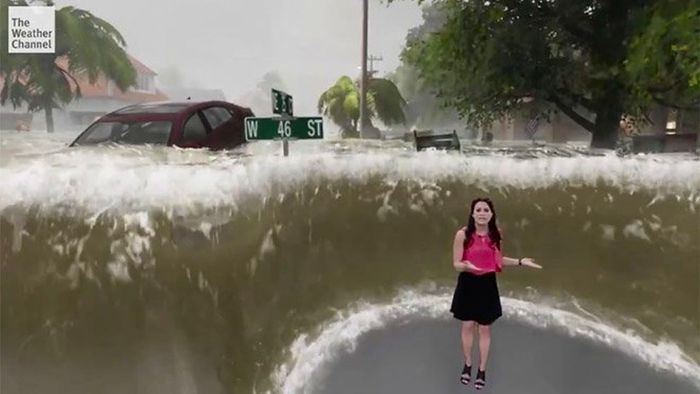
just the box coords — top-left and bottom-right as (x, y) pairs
(111, 101), (194, 115)
(109, 101), (217, 115)
(97, 100), (254, 122)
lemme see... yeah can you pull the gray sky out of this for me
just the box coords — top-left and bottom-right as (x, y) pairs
(60, 0), (423, 116)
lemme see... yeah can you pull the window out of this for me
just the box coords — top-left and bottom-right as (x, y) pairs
(72, 121), (172, 146)
(74, 122), (112, 144)
(665, 110), (678, 132)
(131, 74), (154, 92)
(182, 113), (208, 142)
(202, 106), (233, 129)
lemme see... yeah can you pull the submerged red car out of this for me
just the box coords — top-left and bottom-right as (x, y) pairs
(70, 100), (254, 150)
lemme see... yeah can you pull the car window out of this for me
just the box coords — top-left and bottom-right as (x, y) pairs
(182, 113), (208, 142)
(202, 106), (233, 129)
(76, 122), (112, 144)
(73, 121), (172, 145)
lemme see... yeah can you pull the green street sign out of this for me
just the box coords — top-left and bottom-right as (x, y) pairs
(245, 117), (324, 141)
(271, 89), (293, 116)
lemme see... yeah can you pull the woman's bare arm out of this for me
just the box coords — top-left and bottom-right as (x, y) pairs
(502, 256), (542, 269)
(453, 230), (484, 273)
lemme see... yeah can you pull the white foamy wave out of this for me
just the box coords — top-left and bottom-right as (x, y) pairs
(0, 129), (78, 159)
(1, 144), (699, 214)
(272, 290), (700, 394)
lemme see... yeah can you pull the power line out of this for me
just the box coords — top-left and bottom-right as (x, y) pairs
(368, 55), (383, 75)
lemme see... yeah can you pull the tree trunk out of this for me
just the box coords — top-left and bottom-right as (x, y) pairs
(45, 104), (55, 133)
(590, 91), (622, 149)
(342, 121), (359, 138)
(590, 109), (620, 149)
(588, 3), (628, 150)
(342, 128), (360, 138)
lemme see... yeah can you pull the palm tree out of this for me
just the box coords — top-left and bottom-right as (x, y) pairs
(318, 75), (406, 138)
(1, 1), (136, 132)
(317, 76), (361, 138)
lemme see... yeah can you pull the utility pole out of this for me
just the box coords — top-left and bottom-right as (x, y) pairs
(368, 55), (383, 76)
(359, 0), (368, 138)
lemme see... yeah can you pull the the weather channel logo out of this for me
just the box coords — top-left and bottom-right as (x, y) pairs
(8, 6), (55, 53)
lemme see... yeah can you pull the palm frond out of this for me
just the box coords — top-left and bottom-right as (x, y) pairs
(317, 74), (408, 134)
(368, 78), (407, 125)
(1, 3), (137, 130)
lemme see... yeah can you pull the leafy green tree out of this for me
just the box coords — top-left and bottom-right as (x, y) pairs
(318, 75), (406, 138)
(625, 2), (700, 110)
(387, 4), (461, 130)
(401, 0), (700, 148)
(387, 64), (461, 130)
(317, 76), (361, 137)
(1, 0), (136, 132)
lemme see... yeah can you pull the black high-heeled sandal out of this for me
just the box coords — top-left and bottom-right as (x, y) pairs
(474, 369), (486, 390)
(459, 364), (472, 385)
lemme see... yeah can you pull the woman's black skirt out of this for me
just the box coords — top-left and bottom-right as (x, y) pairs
(450, 272), (502, 325)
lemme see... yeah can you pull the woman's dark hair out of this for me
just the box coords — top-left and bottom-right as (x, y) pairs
(464, 197), (501, 250)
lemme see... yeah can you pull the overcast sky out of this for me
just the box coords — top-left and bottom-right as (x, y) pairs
(59, 0), (423, 116)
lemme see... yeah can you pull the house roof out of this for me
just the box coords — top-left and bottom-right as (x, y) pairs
(0, 54), (168, 103)
(127, 54), (157, 76)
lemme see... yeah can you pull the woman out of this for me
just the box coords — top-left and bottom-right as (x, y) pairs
(450, 197), (542, 390)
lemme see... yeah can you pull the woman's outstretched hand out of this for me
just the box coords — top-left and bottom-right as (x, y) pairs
(462, 261), (485, 273)
(521, 258), (542, 269)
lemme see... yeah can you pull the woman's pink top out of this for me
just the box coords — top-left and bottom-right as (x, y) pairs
(462, 231), (503, 274)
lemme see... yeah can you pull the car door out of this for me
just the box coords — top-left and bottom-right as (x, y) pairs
(201, 106), (244, 149)
(177, 111), (210, 148)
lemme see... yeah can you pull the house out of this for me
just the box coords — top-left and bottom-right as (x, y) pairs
(54, 55), (169, 130)
(0, 54), (168, 132)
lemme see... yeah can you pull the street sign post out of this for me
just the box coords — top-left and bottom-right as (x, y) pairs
(245, 90), (322, 156)
(244, 117), (324, 141)
(272, 89), (293, 117)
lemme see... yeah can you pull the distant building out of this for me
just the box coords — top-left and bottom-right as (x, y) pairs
(0, 105), (32, 132)
(0, 54), (168, 131)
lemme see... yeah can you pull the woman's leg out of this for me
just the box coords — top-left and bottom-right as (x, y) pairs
(477, 324), (491, 370)
(459, 321), (476, 385)
(473, 324), (492, 389)
(461, 321), (476, 365)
